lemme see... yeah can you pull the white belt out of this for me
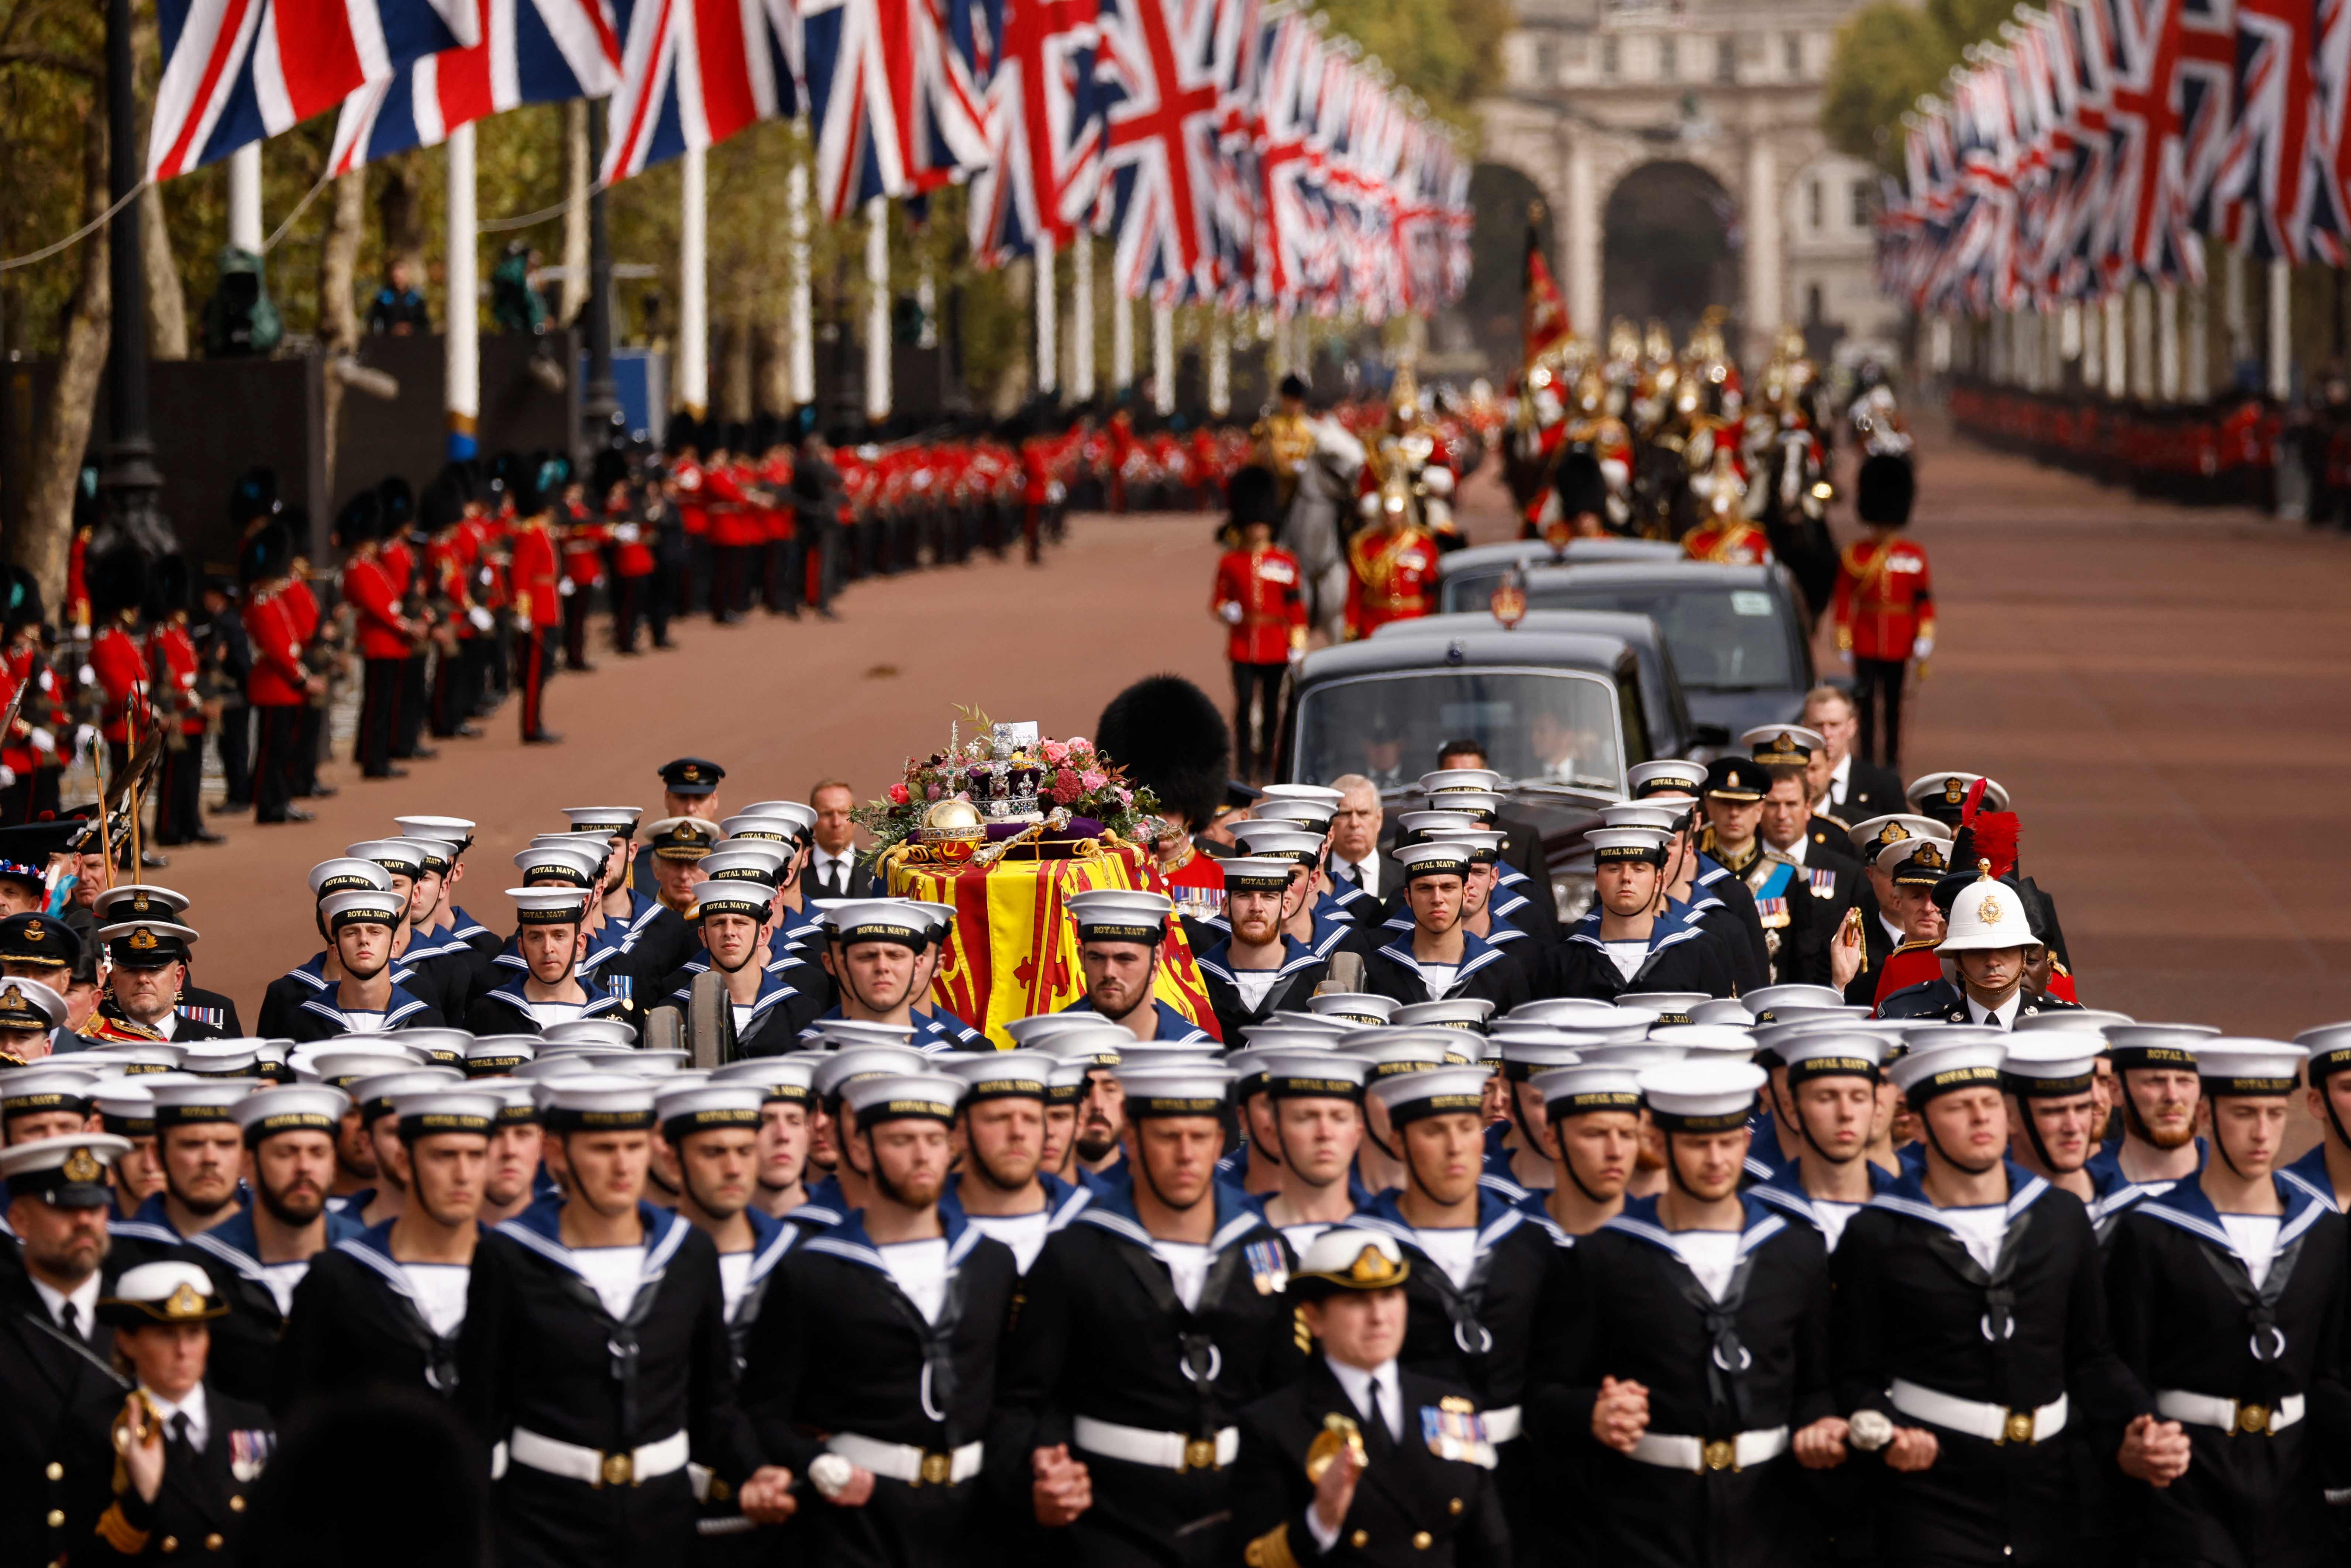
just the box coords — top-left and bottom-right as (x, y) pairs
(1626, 1426), (1789, 1474)
(1483, 1405), (1522, 1444)
(1890, 1380), (2067, 1445)
(825, 1433), (984, 1486)
(2155, 1390), (2305, 1436)
(1072, 1416), (1240, 1473)
(506, 1426), (690, 1487)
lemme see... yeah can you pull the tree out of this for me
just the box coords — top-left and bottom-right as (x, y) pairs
(1821, 0), (2017, 173)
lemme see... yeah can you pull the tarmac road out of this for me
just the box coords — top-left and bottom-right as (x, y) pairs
(152, 420), (2351, 1037)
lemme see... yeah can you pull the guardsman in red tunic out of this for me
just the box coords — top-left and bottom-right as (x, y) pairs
(507, 453), (565, 745)
(667, 415), (712, 617)
(558, 473), (606, 671)
(278, 540), (328, 800)
(147, 554), (218, 847)
(422, 468), (484, 739)
(599, 448), (657, 653)
(239, 523), (316, 824)
(756, 422), (798, 616)
(338, 490), (417, 779)
(1, 565), (66, 825)
(376, 475), (434, 764)
(1343, 472), (1439, 640)
(1831, 451), (1933, 769)
(1212, 466), (1308, 782)
(86, 545), (152, 799)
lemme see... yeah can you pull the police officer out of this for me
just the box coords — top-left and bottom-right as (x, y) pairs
(1831, 1037), (2165, 1567)
(1230, 1227), (1511, 1567)
(0, 1132), (134, 1568)
(1360, 844), (1529, 1012)
(276, 1087), (499, 1408)
(743, 1071), (1015, 1566)
(998, 1064), (1302, 1567)
(455, 1074), (794, 1568)
(1060, 891), (1215, 1043)
(1534, 1059), (1843, 1568)
(2104, 1039), (2344, 1567)
(86, 1261), (275, 1564)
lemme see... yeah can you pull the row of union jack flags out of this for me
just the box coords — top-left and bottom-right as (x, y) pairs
(1875, 0), (2351, 317)
(151, 0), (1467, 318)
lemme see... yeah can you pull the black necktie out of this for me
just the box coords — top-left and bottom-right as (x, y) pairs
(58, 1301), (78, 1338)
(1339, 863), (1362, 890)
(1362, 1379), (1395, 1460)
(168, 1413), (190, 1451)
(826, 862), (847, 897)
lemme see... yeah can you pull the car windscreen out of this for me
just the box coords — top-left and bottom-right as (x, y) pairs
(1523, 584), (1794, 691)
(1292, 668), (1623, 792)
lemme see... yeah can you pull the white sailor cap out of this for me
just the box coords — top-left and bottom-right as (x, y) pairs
(695, 882), (777, 920)
(296, 1045), (431, 1086)
(1035, 1023), (1133, 1068)
(710, 1056), (816, 1103)
(309, 858), (395, 899)
(1304, 993), (1399, 1026)
(1648, 1024), (1759, 1059)
(1779, 1032), (1890, 1083)
(0, 976), (68, 1033)
(1217, 857), (1298, 894)
(1226, 824), (1323, 864)
(1235, 1026), (1347, 1055)
(1261, 783), (1346, 807)
(1390, 810), (1480, 843)
(1741, 983), (1850, 1021)
(93, 1081), (157, 1134)
(655, 1080), (767, 1139)
(840, 1072), (964, 1125)
(1001, 1014), (1110, 1049)
(320, 889), (406, 931)
(512, 1053), (618, 1083)
(1425, 790), (1503, 821)
(1254, 1050), (1370, 1100)
(0, 1064), (99, 1118)
(1045, 1058), (1092, 1102)
(456, 1035), (534, 1078)
(347, 838), (428, 878)
(1252, 798), (1338, 828)
(540, 1019), (639, 1050)
(1689, 998), (1762, 1026)
(1887, 1039), (2008, 1104)
(1494, 1031), (1584, 1075)
(717, 815), (801, 848)
(1393, 840), (1473, 881)
(2194, 1039), (2304, 1096)
(1846, 813), (1953, 859)
(1597, 801), (1694, 834)
(507, 886), (589, 925)
(538, 1074), (659, 1131)
(1998, 1036), (2101, 1096)
(513, 841), (606, 888)
(230, 1085), (351, 1143)
(1627, 759), (1708, 798)
(1391, 998), (1494, 1033)
(944, 1051), (1056, 1102)
(389, 837), (454, 875)
(2299, 1023), (2351, 1083)
(1618, 991), (1712, 1027)
(805, 1018), (920, 1052)
(813, 1045), (933, 1102)
(1639, 1061), (1766, 1130)
(2011, 1009), (2135, 1035)
(561, 806), (643, 835)
(1505, 998), (1634, 1026)
(2103, 1024), (2217, 1072)
(1114, 1066), (1232, 1118)
(1364, 1064), (1488, 1122)
(1741, 725), (1825, 767)
(739, 801), (819, 836)
(1067, 890), (1174, 943)
(0, 1132), (131, 1207)
(1586, 827), (1670, 865)
(390, 1088), (501, 1138)
(1262, 1012), (1353, 1036)
(144, 1074), (264, 1126)
(699, 845), (791, 883)
(392, 814), (477, 849)
(1351, 1029), (1482, 1075)
(819, 899), (930, 949)
(1532, 1064), (1645, 1115)
(351, 1068), (466, 1122)
(171, 1039), (258, 1078)
(1417, 768), (1504, 795)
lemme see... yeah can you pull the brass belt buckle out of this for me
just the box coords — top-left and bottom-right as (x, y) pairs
(1183, 1438), (1219, 1472)
(600, 1451), (636, 1487)
(1701, 1439), (1736, 1472)
(2001, 1410), (2035, 1446)
(2236, 1402), (2271, 1436)
(919, 1452), (952, 1485)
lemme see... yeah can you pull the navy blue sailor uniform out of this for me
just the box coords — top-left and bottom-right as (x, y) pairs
(455, 1198), (766, 1568)
(1361, 929), (1530, 1014)
(995, 1175), (1307, 1567)
(795, 1002), (985, 1052)
(397, 924), (485, 1027)
(166, 1202), (364, 1407)
(1530, 1192), (1835, 1568)
(1690, 855), (1771, 994)
(276, 976), (445, 1042)
(462, 966), (635, 1037)
(1198, 934), (1331, 1048)
(694, 1203), (802, 1560)
(658, 963), (808, 1056)
(273, 1218), (474, 1410)
(1541, 901), (1734, 1003)
(1055, 993), (1215, 1043)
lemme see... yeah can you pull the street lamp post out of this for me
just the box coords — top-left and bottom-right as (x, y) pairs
(100, 0), (166, 549)
(581, 99), (621, 454)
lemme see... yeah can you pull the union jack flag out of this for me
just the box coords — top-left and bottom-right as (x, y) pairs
(149, 0), (477, 181)
(2307, 0), (2351, 258)
(1091, 0), (1229, 301)
(803, 0), (995, 220)
(601, 0), (797, 182)
(328, 0), (624, 175)
(2213, 0), (2320, 259)
(966, 0), (1102, 262)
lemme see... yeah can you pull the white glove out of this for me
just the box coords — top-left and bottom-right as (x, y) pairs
(1913, 638), (1934, 659)
(468, 607), (495, 634)
(1219, 601), (1244, 625)
(808, 1454), (854, 1500)
(1287, 644), (1305, 666)
(0, 765), (14, 789)
(1419, 466), (1455, 497)
(558, 579), (575, 597)
(78, 664), (95, 686)
(29, 727), (54, 755)
(613, 524), (642, 544)
(74, 725), (96, 757)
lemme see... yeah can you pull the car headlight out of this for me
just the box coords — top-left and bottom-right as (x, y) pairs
(1553, 872), (1595, 924)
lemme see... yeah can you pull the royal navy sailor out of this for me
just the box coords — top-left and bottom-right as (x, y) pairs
(1197, 858), (1331, 1047)
(1544, 827), (1735, 1001)
(941, 1051), (1092, 1274)
(1059, 891), (1216, 1043)
(464, 887), (636, 1036)
(1360, 844), (1530, 1013)
(1746, 1033), (1901, 1252)
(279, 890), (449, 1041)
(2285, 1024), (2351, 1209)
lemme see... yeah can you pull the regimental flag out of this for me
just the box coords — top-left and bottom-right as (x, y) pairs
(1091, 0), (1230, 302)
(803, 0), (996, 219)
(149, 0), (478, 181)
(328, 0), (624, 175)
(967, 0), (1103, 263)
(601, 0), (797, 182)
(1521, 217), (1571, 369)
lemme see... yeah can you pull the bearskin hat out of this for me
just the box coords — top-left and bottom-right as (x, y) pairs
(147, 553), (192, 620)
(1555, 448), (1609, 522)
(1226, 466), (1282, 530)
(334, 490), (382, 549)
(377, 475), (416, 533)
(1856, 452), (1915, 527)
(228, 466), (279, 528)
(1097, 674), (1231, 831)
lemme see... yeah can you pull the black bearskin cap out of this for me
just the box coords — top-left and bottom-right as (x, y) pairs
(1097, 674), (1232, 831)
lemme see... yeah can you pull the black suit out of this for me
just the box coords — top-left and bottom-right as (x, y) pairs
(1829, 759), (1903, 824)
(806, 853), (875, 901)
(1232, 1357), (1511, 1567)
(0, 1275), (125, 1568)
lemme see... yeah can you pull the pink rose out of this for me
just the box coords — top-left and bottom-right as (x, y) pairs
(925, 783), (942, 800)
(1116, 788), (1133, 808)
(1067, 736), (1093, 755)
(1040, 741), (1070, 765)
(888, 783), (911, 805)
(1080, 769), (1108, 792)
(1050, 771), (1084, 805)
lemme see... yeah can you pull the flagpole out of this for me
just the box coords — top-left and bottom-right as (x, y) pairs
(445, 123), (480, 459)
(2100, 294), (2123, 399)
(1207, 314), (1229, 417)
(2155, 284), (2179, 403)
(1035, 243), (1059, 399)
(866, 196), (892, 423)
(2266, 259), (2292, 401)
(680, 144), (709, 417)
(227, 144), (263, 255)
(581, 99), (620, 451)
(1112, 286), (1133, 394)
(1071, 238), (1095, 401)
(1151, 300), (1174, 415)
(787, 146), (814, 409)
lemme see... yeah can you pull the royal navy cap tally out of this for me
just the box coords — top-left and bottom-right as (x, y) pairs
(145, 1074), (263, 1126)
(538, 1074), (659, 1130)
(94, 1081), (156, 1135)
(1998, 1036), (2100, 1097)
(348, 839), (428, 878)
(1115, 1066), (1231, 1117)
(465, 1035), (538, 1076)
(1619, 991), (1710, 1027)
(700, 845), (792, 884)
(1888, 1040), (2007, 1103)
(392, 815), (477, 850)
(309, 858), (395, 899)
(352, 1068), (465, 1123)
(1741, 726), (1824, 767)
(2194, 1039), (2303, 1097)
(390, 837), (452, 876)
(1640, 1061), (1766, 1130)
(231, 1085), (349, 1143)
(1067, 890), (1174, 943)
(0, 1064), (97, 1119)
(1225, 823), (1323, 864)
(2103, 1024), (2217, 1071)
(2298, 1022), (2351, 1082)
(508, 886), (589, 926)
(1779, 1032), (1889, 1083)
(0, 976), (68, 1034)
(1390, 810), (1480, 846)
(946, 1051), (1054, 1101)
(1627, 759), (1708, 798)
(739, 800), (819, 837)
(1035, 1023), (1130, 1068)
(563, 807), (643, 835)
(513, 842), (605, 888)
(1217, 856), (1298, 894)
(84, 1041), (184, 1074)
(389, 1028), (472, 1071)
(656, 1081), (766, 1139)
(1597, 802), (1692, 835)
(1365, 1064), (1488, 1121)
(1352, 1029), (1480, 1074)
(1742, 984), (1849, 1022)
(1425, 789), (1502, 823)
(1394, 840), (1473, 881)
(1418, 768), (1504, 795)
(0, 1132), (130, 1208)
(177, 1040), (267, 1077)
(1257, 1050), (1370, 1100)
(841, 1071), (963, 1124)
(819, 899), (927, 948)
(695, 881), (776, 921)
(1587, 826), (1670, 864)
(1045, 1058), (1091, 1102)
(711, 1055), (816, 1103)
(1495, 1032), (1583, 1077)
(393, 1089), (500, 1139)
(1305, 993), (1399, 1026)
(658, 757), (726, 795)
(321, 889), (406, 931)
